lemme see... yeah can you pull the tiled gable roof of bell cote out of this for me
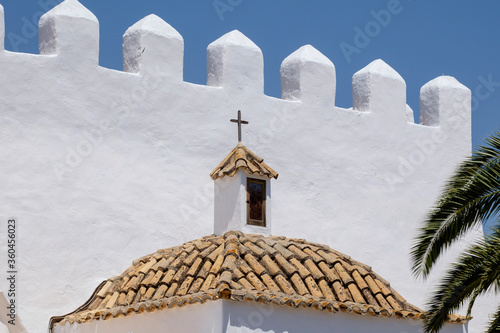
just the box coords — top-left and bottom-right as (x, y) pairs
(50, 231), (468, 328)
(210, 142), (278, 180)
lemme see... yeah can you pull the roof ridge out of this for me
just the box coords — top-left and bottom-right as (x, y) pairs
(210, 144), (278, 180)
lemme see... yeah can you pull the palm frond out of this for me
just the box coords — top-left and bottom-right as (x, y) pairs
(486, 305), (500, 333)
(412, 131), (500, 278)
(423, 227), (500, 332)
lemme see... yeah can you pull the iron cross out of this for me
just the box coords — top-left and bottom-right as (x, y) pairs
(230, 110), (248, 142)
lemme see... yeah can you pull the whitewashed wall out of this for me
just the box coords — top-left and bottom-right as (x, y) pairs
(0, 0), (491, 332)
(53, 300), (466, 333)
(54, 302), (224, 333)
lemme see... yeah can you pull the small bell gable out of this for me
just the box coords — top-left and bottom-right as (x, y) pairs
(211, 111), (278, 236)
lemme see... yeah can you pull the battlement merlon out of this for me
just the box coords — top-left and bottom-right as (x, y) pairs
(281, 45), (336, 107)
(352, 59), (406, 124)
(0, 0), (472, 134)
(123, 14), (183, 81)
(207, 30), (264, 95)
(420, 76), (471, 135)
(39, 0), (99, 66)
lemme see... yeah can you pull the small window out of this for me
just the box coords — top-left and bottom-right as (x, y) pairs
(247, 178), (266, 227)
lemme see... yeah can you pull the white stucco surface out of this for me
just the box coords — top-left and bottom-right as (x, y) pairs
(53, 301), (224, 333)
(123, 14), (183, 78)
(214, 171), (272, 236)
(53, 300), (466, 333)
(0, 1), (494, 332)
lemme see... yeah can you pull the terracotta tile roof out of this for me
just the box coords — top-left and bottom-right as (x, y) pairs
(210, 142), (278, 180)
(50, 232), (468, 328)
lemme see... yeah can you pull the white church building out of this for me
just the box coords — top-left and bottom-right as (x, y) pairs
(0, 0), (494, 332)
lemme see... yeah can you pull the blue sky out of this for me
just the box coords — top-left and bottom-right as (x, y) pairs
(2, 0), (500, 148)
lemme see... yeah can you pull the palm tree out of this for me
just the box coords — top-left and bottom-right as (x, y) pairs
(411, 131), (500, 333)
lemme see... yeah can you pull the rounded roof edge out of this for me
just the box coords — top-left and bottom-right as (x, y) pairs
(51, 231), (469, 328)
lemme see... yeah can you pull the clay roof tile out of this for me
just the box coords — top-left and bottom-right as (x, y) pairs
(50, 232), (467, 329)
(210, 143), (278, 180)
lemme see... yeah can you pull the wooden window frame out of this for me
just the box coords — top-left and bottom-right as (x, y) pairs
(246, 178), (266, 227)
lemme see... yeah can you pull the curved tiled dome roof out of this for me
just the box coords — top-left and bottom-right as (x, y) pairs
(51, 231), (467, 327)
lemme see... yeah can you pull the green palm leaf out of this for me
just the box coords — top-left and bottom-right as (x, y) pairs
(411, 132), (500, 278)
(486, 305), (500, 333)
(422, 227), (500, 332)
(411, 131), (500, 333)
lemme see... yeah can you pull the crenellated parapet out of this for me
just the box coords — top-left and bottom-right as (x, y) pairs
(0, 0), (471, 132)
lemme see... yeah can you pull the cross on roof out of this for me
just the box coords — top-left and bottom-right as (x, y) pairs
(230, 110), (248, 142)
